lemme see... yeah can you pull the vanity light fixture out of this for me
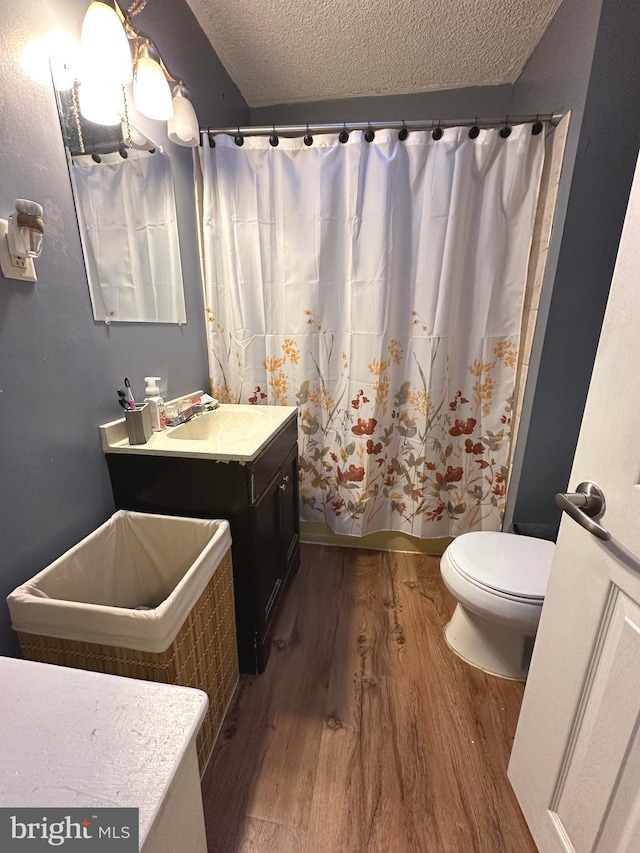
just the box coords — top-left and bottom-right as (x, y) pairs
(0, 200), (45, 283)
(80, 0), (133, 86)
(167, 85), (200, 147)
(133, 42), (173, 121)
(73, 0), (200, 146)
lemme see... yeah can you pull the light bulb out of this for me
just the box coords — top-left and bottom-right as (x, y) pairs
(167, 86), (199, 147)
(80, 1), (132, 86)
(133, 44), (173, 121)
(78, 79), (123, 125)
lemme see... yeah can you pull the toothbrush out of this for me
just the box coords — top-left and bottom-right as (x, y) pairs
(124, 377), (136, 409)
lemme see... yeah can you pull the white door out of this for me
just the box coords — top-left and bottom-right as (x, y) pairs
(508, 149), (640, 852)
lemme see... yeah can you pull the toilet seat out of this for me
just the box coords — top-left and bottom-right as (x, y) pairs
(446, 531), (554, 602)
(453, 563), (544, 604)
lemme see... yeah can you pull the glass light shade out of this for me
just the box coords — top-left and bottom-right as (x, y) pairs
(80, 1), (132, 85)
(167, 90), (199, 147)
(78, 79), (123, 125)
(133, 46), (173, 121)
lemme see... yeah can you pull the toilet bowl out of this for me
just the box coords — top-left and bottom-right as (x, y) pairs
(440, 531), (555, 681)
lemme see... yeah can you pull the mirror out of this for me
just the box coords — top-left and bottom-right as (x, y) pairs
(55, 86), (187, 324)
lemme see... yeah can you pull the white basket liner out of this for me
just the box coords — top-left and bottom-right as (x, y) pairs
(7, 511), (232, 654)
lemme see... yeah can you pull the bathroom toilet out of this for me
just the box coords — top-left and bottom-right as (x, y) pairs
(440, 531), (555, 681)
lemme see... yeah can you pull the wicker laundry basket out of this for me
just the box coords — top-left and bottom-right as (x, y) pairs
(7, 511), (238, 774)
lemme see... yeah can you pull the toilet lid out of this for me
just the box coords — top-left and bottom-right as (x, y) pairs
(447, 532), (555, 600)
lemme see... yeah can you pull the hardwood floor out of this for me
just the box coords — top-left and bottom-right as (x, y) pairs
(201, 545), (537, 853)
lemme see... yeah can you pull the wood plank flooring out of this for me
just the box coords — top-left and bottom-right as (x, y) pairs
(201, 545), (537, 853)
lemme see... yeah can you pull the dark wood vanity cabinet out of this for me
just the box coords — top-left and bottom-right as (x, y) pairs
(105, 413), (300, 673)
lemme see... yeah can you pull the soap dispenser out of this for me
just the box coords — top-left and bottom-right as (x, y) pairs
(144, 377), (166, 431)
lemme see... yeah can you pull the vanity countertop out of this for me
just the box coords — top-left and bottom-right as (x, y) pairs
(100, 401), (298, 463)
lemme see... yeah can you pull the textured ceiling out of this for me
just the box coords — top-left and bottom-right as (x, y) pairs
(184, 0), (564, 108)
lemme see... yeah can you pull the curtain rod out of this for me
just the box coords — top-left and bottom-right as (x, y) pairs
(200, 112), (563, 138)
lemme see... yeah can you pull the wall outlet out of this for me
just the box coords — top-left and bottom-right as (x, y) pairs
(0, 219), (37, 282)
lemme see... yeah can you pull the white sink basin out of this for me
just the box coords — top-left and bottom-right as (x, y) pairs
(100, 401), (298, 462)
(167, 408), (268, 442)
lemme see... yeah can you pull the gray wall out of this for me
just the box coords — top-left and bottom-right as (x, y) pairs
(0, 0), (248, 655)
(251, 85), (513, 126)
(509, 0), (640, 535)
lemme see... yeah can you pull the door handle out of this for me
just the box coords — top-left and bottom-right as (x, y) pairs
(555, 481), (611, 541)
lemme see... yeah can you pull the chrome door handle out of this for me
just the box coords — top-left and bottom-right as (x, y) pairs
(555, 481), (611, 541)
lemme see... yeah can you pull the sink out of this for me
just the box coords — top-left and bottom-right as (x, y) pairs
(100, 401), (298, 463)
(167, 408), (268, 441)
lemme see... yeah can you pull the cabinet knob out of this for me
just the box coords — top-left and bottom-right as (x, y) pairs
(279, 474), (290, 492)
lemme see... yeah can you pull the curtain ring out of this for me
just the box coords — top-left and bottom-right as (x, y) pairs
(91, 153), (102, 163)
(234, 126), (244, 146)
(339, 123), (349, 144)
(207, 127), (215, 148)
(304, 123), (313, 146)
(398, 120), (408, 141)
(269, 124), (279, 146)
(364, 122), (375, 143)
(432, 120), (443, 141)
(469, 117), (480, 139)
(118, 143), (129, 159)
(500, 115), (512, 138)
(532, 114), (543, 136)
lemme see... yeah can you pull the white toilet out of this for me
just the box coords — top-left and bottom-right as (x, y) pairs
(440, 531), (555, 680)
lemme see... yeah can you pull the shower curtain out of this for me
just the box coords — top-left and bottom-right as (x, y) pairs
(199, 125), (544, 537)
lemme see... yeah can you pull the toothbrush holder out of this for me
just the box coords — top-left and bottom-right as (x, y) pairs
(125, 403), (154, 445)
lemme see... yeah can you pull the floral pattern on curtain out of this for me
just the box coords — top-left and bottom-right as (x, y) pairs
(200, 125), (544, 537)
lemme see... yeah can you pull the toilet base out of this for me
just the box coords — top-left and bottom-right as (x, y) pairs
(444, 603), (534, 681)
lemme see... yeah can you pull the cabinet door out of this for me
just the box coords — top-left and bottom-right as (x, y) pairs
(254, 471), (285, 630)
(278, 443), (300, 575)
